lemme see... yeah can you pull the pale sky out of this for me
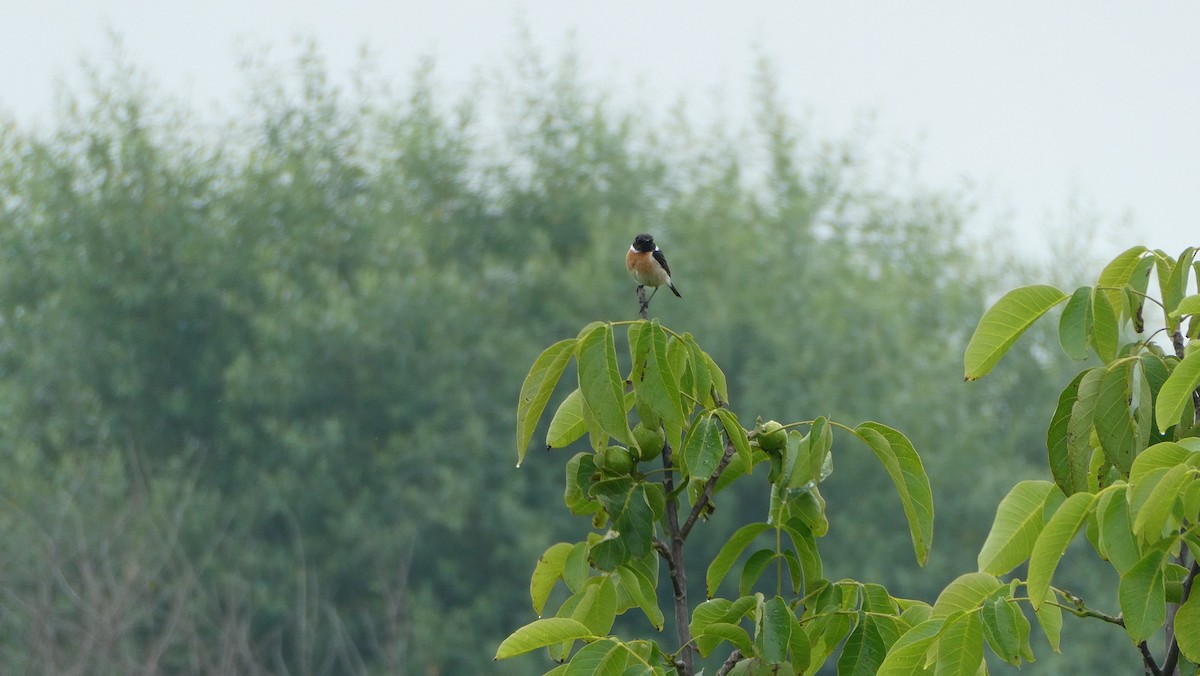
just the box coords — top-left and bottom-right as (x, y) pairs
(2, 2), (1197, 263)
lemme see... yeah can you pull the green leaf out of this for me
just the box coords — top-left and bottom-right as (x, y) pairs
(695, 622), (754, 658)
(707, 523), (771, 597)
(1133, 462), (1191, 541)
(1058, 286), (1093, 360)
(977, 480), (1056, 576)
(1176, 588), (1200, 664)
(590, 479), (656, 568)
(494, 618), (595, 659)
(1096, 484), (1140, 574)
(877, 618), (942, 675)
(1033, 587), (1062, 652)
(577, 324), (631, 446)
(1047, 371), (1089, 494)
(932, 572), (1000, 618)
(739, 549), (776, 597)
(547, 388), (588, 450)
(1097, 245), (1150, 316)
(1067, 368), (1104, 480)
(838, 615), (891, 676)
(758, 596), (792, 664)
(630, 321), (684, 442)
(531, 542), (575, 616)
(683, 333), (716, 408)
(562, 639), (626, 676)
(517, 338), (577, 464)
(979, 588), (1029, 666)
(934, 611), (984, 676)
(1156, 349), (1200, 431)
(781, 520), (822, 591)
(1095, 361), (1136, 475)
(1162, 247), (1197, 317)
(691, 596), (757, 657)
(1090, 286), (1119, 363)
(854, 422), (934, 565)
(1118, 547), (1167, 643)
(616, 564), (665, 630)
(1172, 293), (1200, 320)
(1027, 492), (1095, 609)
(682, 412), (724, 480)
(964, 284), (1068, 380)
(564, 452), (601, 515)
(714, 408), (753, 474)
(1131, 441), (1196, 484)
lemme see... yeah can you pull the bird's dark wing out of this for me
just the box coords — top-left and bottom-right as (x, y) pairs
(653, 248), (672, 276)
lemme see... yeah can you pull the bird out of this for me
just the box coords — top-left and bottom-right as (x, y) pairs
(626, 233), (681, 306)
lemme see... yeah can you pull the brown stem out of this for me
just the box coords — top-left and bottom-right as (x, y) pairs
(660, 440), (694, 676)
(1139, 640), (1163, 676)
(715, 649), (744, 676)
(681, 439), (735, 539)
(637, 286), (649, 320)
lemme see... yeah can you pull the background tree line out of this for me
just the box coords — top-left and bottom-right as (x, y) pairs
(0, 43), (1134, 673)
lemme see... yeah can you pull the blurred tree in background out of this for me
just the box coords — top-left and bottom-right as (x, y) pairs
(0, 42), (1133, 673)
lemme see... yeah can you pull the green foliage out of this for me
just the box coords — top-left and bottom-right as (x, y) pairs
(955, 247), (1200, 674)
(503, 320), (936, 673)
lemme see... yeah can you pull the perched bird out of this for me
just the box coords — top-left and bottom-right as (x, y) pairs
(626, 233), (681, 304)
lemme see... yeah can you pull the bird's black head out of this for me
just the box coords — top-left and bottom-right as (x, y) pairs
(632, 233), (656, 252)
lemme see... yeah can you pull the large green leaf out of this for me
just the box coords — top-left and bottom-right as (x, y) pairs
(531, 542), (576, 615)
(1130, 441), (1196, 484)
(1156, 349), (1200, 431)
(494, 618), (595, 659)
(590, 479), (656, 568)
(577, 324), (631, 446)
(694, 622), (754, 658)
(1033, 587), (1062, 652)
(1132, 463), (1191, 541)
(876, 618), (942, 675)
(547, 388), (587, 450)
(1118, 547), (1167, 643)
(1095, 484), (1140, 574)
(1095, 361), (1136, 475)
(964, 285), (1068, 380)
(1097, 245), (1150, 317)
(854, 422), (934, 565)
(562, 639), (625, 676)
(979, 588), (1029, 666)
(1047, 371), (1089, 494)
(931, 572), (1000, 618)
(682, 412), (724, 480)
(615, 564), (664, 630)
(1027, 492), (1095, 609)
(706, 522), (771, 597)
(934, 611), (984, 676)
(1176, 589), (1200, 664)
(1161, 247), (1197, 318)
(977, 480), (1056, 576)
(1090, 286), (1119, 363)
(629, 320), (684, 442)
(838, 614), (892, 676)
(1171, 293), (1200, 320)
(1057, 286), (1092, 360)
(758, 596), (792, 664)
(517, 337), (578, 464)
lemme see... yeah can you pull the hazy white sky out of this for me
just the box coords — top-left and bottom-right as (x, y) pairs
(2, 2), (1197, 262)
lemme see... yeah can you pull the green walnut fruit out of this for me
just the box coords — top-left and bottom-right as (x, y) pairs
(756, 420), (787, 453)
(600, 445), (636, 475)
(632, 422), (665, 461)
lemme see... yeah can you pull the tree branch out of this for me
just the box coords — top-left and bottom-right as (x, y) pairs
(660, 440), (694, 676)
(681, 439), (735, 540)
(715, 649), (744, 676)
(637, 286), (649, 320)
(1139, 640), (1163, 676)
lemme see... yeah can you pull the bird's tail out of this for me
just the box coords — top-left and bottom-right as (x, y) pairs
(669, 283), (682, 298)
